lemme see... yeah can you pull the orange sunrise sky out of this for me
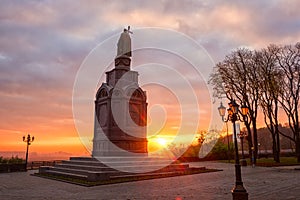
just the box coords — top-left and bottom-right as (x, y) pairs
(0, 1), (299, 160)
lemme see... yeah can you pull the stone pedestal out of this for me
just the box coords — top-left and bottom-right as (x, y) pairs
(92, 55), (148, 157)
(35, 156), (206, 185)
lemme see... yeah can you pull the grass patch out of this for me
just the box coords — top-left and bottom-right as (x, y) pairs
(255, 157), (299, 167)
(218, 157), (299, 167)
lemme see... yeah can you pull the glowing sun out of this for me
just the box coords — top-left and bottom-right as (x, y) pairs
(156, 137), (168, 147)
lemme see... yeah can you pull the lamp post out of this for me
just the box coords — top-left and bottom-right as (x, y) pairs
(218, 100), (249, 200)
(257, 143), (261, 159)
(218, 102), (231, 163)
(237, 130), (248, 166)
(23, 134), (34, 171)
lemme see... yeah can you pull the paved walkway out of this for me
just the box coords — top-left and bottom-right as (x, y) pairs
(0, 161), (299, 200)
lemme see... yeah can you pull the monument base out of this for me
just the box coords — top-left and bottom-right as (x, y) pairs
(92, 139), (148, 157)
(35, 156), (209, 186)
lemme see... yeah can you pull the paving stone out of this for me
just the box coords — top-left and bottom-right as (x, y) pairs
(0, 161), (299, 200)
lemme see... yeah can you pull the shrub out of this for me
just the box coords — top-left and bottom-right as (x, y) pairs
(204, 139), (234, 160)
(0, 156), (24, 164)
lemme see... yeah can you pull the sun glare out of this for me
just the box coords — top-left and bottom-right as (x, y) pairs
(147, 135), (175, 152)
(156, 137), (168, 147)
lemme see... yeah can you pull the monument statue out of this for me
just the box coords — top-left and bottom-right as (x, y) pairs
(117, 26), (132, 57)
(92, 25), (148, 157)
(36, 26), (201, 184)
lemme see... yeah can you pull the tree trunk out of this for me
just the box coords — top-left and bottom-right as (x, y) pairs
(271, 129), (280, 163)
(275, 126), (280, 163)
(272, 134), (277, 161)
(252, 120), (258, 164)
(245, 124), (253, 162)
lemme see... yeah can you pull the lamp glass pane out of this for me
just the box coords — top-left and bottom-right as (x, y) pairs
(231, 100), (239, 114)
(241, 106), (248, 116)
(218, 102), (226, 117)
(227, 108), (233, 116)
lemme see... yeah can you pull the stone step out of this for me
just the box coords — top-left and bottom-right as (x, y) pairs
(50, 166), (122, 177)
(37, 166), (207, 185)
(36, 156), (203, 184)
(57, 162), (189, 173)
(62, 160), (107, 167)
(110, 171), (183, 179)
(44, 169), (88, 180)
(69, 157), (98, 161)
(56, 163), (117, 172)
(44, 167), (194, 183)
(102, 160), (173, 167)
(71, 156), (175, 163)
(62, 159), (174, 168)
(44, 169), (112, 182)
(106, 163), (189, 173)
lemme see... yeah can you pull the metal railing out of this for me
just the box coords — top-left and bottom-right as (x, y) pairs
(27, 160), (62, 170)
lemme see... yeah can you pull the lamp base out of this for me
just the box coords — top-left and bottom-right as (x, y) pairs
(232, 184), (248, 200)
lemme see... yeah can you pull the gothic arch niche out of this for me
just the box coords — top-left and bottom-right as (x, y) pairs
(126, 88), (146, 127)
(98, 104), (107, 127)
(127, 88), (145, 99)
(129, 101), (141, 126)
(100, 89), (108, 97)
(96, 87), (109, 100)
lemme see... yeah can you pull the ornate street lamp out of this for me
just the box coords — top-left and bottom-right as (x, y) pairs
(218, 102), (231, 163)
(23, 134), (34, 171)
(218, 99), (248, 200)
(218, 102), (226, 121)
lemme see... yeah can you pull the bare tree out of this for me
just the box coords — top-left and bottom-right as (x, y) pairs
(256, 46), (283, 162)
(209, 48), (259, 164)
(275, 43), (300, 162)
(210, 43), (300, 163)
